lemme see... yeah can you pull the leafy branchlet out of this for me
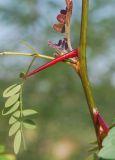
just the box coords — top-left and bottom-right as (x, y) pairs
(2, 84), (38, 154)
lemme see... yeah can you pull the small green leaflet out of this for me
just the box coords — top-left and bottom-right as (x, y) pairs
(2, 101), (20, 116)
(14, 130), (21, 154)
(98, 127), (115, 159)
(9, 116), (17, 125)
(5, 94), (19, 108)
(13, 111), (21, 118)
(3, 84), (21, 98)
(23, 119), (36, 129)
(9, 121), (20, 136)
(23, 109), (38, 116)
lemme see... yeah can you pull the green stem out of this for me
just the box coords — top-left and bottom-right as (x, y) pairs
(0, 51), (54, 60)
(80, 0), (96, 111)
(20, 84), (26, 150)
(19, 52), (38, 149)
(18, 53), (37, 150)
(79, 0), (101, 148)
(25, 56), (37, 77)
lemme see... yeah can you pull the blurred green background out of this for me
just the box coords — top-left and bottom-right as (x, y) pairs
(0, 0), (115, 159)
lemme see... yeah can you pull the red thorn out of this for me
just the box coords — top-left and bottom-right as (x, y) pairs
(23, 48), (79, 78)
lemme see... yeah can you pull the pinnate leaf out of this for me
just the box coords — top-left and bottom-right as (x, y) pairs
(23, 119), (36, 129)
(9, 121), (20, 136)
(2, 101), (20, 115)
(14, 130), (21, 154)
(5, 94), (19, 108)
(23, 109), (38, 116)
(3, 84), (21, 97)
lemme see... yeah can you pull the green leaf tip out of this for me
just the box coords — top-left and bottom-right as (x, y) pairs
(14, 130), (21, 154)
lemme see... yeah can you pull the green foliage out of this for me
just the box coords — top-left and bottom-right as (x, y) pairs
(98, 127), (115, 159)
(14, 130), (21, 155)
(23, 119), (36, 129)
(22, 109), (38, 116)
(9, 116), (17, 125)
(3, 84), (21, 98)
(2, 101), (19, 115)
(5, 94), (20, 108)
(9, 121), (20, 136)
(2, 84), (38, 154)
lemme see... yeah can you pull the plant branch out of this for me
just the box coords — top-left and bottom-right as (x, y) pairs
(0, 51), (54, 60)
(79, 0), (96, 110)
(25, 56), (37, 77)
(76, 0), (101, 149)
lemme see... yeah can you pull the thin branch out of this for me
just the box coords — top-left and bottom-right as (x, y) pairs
(25, 56), (37, 77)
(0, 51), (54, 60)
